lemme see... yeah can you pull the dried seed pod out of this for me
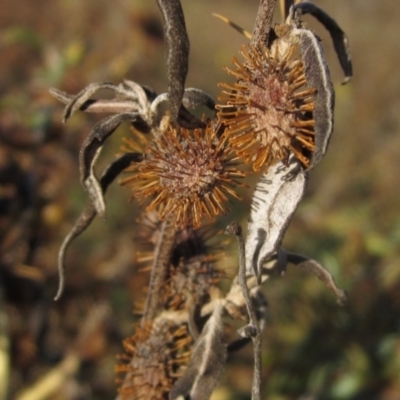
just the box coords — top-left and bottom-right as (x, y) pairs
(120, 119), (246, 228)
(117, 320), (192, 400)
(133, 214), (224, 314)
(119, 217), (225, 398)
(217, 43), (315, 171)
(274, 0), (354, 169)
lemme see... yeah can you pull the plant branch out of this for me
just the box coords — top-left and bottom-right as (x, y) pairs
(251, 0), (277, 47)
(142, 216), (177, 324)
(226, 222), (261, 400)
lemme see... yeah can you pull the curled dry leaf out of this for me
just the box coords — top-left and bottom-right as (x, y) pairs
(279, 27), (334, 169)
(293, 2), (353, 83)
(245, 158), (307, 278)
(54, 153), (143, 300)
(170, 301), (227, 400)
(79, 112), (143, 217)
(286, 251), (348, 305)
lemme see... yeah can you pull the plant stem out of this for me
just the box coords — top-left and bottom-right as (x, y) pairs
(251, 0), (278, 47)
(142, 216), (176, 324)
(227, 222), (262, 400)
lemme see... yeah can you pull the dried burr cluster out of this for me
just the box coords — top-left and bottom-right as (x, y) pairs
(217, 44), (316, 170)
(50, 0), (352, 399)
(120, 119), (245, 228)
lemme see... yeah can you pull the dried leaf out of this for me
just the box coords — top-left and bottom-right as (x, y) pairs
(286, 251), (348, 305)
(293, 2), (353, 83)
(283, 24), (335, 169)
(245, 159), (307, 277)
(182, 88), (215, 111)
(50, 88), (139, 115)
(79, 112), (142, 217)
(170, 302), (227, 400)
(50, 82), (155, 117)
(60, 82), (116, 122)
(54, 153), (143, 300)
(301, 34), (334, 168)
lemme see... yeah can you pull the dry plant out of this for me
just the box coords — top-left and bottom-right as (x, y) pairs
(49, 0), (353, 398)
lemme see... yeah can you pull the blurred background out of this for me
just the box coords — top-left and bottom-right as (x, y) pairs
(1, 0), (399, 399)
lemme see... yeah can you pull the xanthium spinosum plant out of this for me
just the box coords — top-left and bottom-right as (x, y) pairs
(51, 0), (352, 398)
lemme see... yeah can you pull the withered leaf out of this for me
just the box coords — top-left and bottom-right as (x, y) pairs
(60, 82), (116, 122)
(170, 302), (227, 400)
(293, 27), (335, 169)
(245, 159), (307, 278)
(286, 251), (348, 305)
(79, 112), (143, 217)
(54, 152), (143, 300)
(182, 88), (215, 111)
(293, 2), (353, 83)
